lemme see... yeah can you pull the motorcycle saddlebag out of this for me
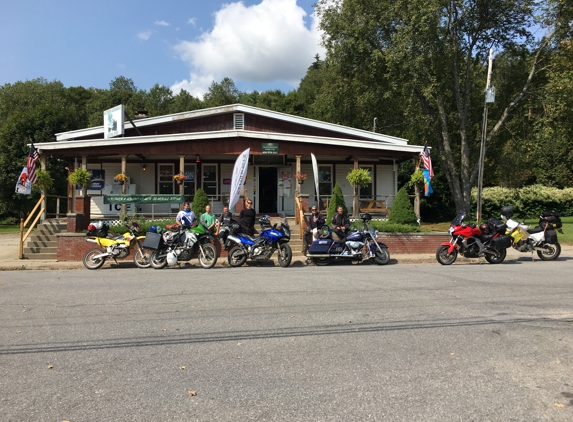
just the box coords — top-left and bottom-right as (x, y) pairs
(142, 232), (162, 250)
(539, 211), (562, 229)
(488, 218), (508, 234)
(492, 234), (512, 250)
(544, 229), (558, 244)
(308, 238), (333, 253)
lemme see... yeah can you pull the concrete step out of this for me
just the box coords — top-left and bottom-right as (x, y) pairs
(26, 240), (57, 248)
(23, 251), (58, 260)
(24, 246), (57, 255)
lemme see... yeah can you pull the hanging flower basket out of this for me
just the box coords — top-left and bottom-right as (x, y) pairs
(115, 173), (129, 185)
(174, 173), (186, 185)
(295, 172), (307, 184)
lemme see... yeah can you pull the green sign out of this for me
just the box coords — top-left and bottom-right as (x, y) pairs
(103, 194), (184, 205)
(262, 143), (279, 155)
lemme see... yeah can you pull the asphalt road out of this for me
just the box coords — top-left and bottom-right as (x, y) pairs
(1, 260), (572, 421)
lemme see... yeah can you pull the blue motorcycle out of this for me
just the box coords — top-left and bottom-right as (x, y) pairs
(307, 213), (390, 266)
(226, 213), (292, 267)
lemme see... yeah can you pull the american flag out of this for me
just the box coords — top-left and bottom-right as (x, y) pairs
(422, 145), (433, 178)
(26, 143), (39, 184)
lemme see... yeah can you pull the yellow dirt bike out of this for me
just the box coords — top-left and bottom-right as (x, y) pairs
(83, 221), (150, 269)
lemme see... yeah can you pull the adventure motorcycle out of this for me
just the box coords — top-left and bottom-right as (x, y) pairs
(436, 211), (511, 265)
(306, 213), (390, 266)
(83, 221), (150, 270)
(501, 206), (563, 261)
(145, 222), (218, 269)
(226, 213), (292, 267)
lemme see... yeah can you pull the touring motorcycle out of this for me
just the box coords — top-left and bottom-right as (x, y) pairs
(83, 221), (150, 269)
(501, 206), (563, 261)
(306, 213), (390, 266)
(226, 213), (292, 267)
(146, 222), (218, 269)
(436, 210), (511, 265)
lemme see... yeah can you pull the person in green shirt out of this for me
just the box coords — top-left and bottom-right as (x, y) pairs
(201, 204), (217, 235)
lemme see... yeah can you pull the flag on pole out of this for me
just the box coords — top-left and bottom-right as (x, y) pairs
(15, 167), (32, 195)
(26, 143), (39, 184)
(421, 145), (434, 196)
(228, 148), (250, 211)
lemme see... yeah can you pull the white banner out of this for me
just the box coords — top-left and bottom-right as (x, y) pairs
(311, 153), (319, 205)
(15, 166), (32, 195)
(228, 148), (250, 211)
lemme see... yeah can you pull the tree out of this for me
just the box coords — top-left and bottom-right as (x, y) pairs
(203, 78), (240, 108)
(192, 189), (210, 217)
(316, 0), (558, 213)
(326, 183), (348, 227)
(388, 188), (418, 225)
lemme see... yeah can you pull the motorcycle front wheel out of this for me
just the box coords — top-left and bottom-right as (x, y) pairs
(276, 243), (292, 267)
(313, 257), (332, 266)
(537, 242), (561, 261)
(436, 245), (457, 265)
(83, 248), (107, 270)
(228, 246), (248, 267)
(198, 243), (218, 269)
(133, 248), (152, 268)
(484, 248), (507, 264)
(374, 247), (390, 265)
(150, 250), (168, 269)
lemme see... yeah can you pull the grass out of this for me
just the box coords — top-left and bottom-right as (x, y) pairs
(0, 224), (21, 235)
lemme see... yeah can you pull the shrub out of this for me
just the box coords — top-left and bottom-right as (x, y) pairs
(192, 189), (210, 216)
(388, 188), (418, 225)
(327, 183), (348, 226)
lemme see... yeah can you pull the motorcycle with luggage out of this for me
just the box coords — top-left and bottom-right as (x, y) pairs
(226, 213), (292, 267)
(500, 206), (563, 261)
(436, 210), (512, 265)
(306, 213), (390, 266)
(145, 222), (218, 269)
(83, 221), (150, 269)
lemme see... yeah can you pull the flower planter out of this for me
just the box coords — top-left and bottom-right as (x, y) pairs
(297, 180), (305, 185)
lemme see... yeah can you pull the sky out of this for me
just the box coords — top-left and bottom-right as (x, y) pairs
(0, 0), (325, 98)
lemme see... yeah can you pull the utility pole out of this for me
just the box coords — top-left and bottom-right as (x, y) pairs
(476, 48), (495, 222)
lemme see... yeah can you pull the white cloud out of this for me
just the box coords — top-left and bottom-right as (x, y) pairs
(187, 17), (196, 26)
(155, 20), (170, 26)
(172, 0), (324, 97)
(137, 31), (152, 41)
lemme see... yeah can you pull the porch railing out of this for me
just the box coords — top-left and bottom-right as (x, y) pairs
(19, 195), (45, 259)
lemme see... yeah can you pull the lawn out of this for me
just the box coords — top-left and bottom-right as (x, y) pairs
(0, 224), (21, 235)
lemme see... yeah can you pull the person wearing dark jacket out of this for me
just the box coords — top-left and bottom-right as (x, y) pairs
(331, 205), (350, 240)
(303, 206), (325, 253)
(239, 199), (256, 236)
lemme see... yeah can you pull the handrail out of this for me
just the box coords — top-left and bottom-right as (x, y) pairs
(19, 195), (45, 259)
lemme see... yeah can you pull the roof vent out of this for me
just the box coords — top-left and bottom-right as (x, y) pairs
(234, 113), (244, 130)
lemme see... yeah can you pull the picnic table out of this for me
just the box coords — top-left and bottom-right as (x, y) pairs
(359, 199), (388, 215)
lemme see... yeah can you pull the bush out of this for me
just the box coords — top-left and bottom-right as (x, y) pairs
(191, 189), (210, 216)
(327, 183), (348, 227)
(388, 188), (418, 225)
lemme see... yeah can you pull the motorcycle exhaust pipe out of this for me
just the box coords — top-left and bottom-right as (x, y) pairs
(226, 234), (242, 244)
(306, 254), (335, 258)
(85, 238), (97, 244)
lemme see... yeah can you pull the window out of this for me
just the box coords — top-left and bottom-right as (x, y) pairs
(183, 164), (196, 195)
(359, 166), (373, 198)
(202, 164), (218, 196)
(158, 164), (174, 194)
(318, 165), (332, 196)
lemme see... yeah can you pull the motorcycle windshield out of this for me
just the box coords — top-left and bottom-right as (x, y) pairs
(451, 211), (466, 226)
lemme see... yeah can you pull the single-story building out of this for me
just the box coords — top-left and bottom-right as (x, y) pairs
(37, 104), (424, 222)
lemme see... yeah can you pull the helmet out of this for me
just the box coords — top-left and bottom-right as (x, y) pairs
(93, 221), (104, 230)
(479, 223), (491, 235)
(259, 215), (271, 227)
(166, 252), (178, 266)
(500, 206), (514, 219)
(87, 224), (96, 232)
(361, 213), (372, 221)
(149, 225), (158, 233)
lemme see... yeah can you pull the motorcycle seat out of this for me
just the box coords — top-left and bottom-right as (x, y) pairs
(527, 227), (544, 235)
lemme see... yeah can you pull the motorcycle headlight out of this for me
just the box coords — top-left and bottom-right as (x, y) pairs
(448, 227), (454, 235)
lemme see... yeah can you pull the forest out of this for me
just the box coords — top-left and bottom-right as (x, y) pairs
(1, 0), (571, 220)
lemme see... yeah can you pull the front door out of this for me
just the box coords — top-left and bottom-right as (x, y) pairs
(278, 167), (294, 214)
(258, 167), (277, 214)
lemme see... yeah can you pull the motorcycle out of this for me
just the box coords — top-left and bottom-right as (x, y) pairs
(83, 221), (150, 270)
(501, 206), (563, 261)
(145, 222), (218, 269)
(226, 213), (292, 267)
(436, 210), (511, 265)
(306, 213), (390, 266)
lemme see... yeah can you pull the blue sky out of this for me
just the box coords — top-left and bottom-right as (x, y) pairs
(1, 0), (324, 97)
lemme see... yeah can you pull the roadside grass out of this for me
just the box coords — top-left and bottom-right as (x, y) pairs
(0, 224), (21, 235)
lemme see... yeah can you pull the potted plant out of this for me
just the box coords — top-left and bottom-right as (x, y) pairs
(294, 172), (308, 184)
(174, 173), (186, 185)
(68, 168), (92, 196)
(346, 168), (372, 217)
(114, 173), (129, 185)
(33, 169), (54, 193)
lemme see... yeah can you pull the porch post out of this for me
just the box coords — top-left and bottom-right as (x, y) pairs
(295, 155), (302, 224)
(81, 155), (88, 197)
(414, 156), (420, 222)
(40, 155), (46, 221)
(353, 158), (359, 217)
(179, 155), (185, 205)
(121, 155), (127, 219)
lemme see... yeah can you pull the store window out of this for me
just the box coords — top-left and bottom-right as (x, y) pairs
(158, 164), (174, 194)
(202, 164), (218, 196)
(359, 166), (373, 198)
(318, 165), (332, 196)
(183, 164), (196, 195)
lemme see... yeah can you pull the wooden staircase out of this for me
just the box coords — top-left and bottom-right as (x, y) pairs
(23, 219), (67, 260)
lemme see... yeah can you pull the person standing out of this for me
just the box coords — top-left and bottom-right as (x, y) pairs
(303, 206), (325, 253)
(331, 205), (350, 240)
(239, 199), (256, 236)
(176, 202), (196, 227)
(201, 204), (217, 234)
(216, 205), (234, 247)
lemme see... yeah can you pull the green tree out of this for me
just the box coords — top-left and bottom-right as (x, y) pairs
(203, 78), (239, 108)
(326, 183), (348, 227)
(169, 89), (204, 113)
(388, 188), (418, 225)
(192, 188), (210, 217)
